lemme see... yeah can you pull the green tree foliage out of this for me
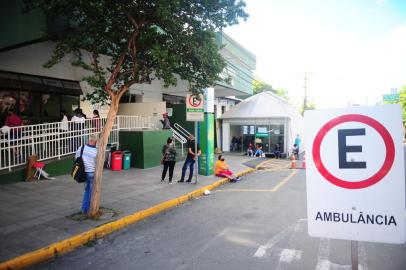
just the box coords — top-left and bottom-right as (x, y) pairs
(300, 101), (316, 115)
(25, 0), (248, 103)
(274, 88), (289, 101)
(25, 0), (248, 217)
(384, 86), (406, 121)
(253, 80), (289, 101)
(253, 80), (273, 94)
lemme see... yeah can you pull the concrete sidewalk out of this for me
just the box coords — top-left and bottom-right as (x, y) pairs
(0, 154), (254, 263)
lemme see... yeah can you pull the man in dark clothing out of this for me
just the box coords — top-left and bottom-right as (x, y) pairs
(178, 134), (201, 183)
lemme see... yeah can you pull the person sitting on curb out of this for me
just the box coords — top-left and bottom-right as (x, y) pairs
(214, 155), (241, 182)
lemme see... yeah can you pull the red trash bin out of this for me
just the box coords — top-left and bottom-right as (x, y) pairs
(111, 151), (123, 171)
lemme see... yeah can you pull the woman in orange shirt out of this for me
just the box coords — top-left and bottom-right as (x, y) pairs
(214, 155), (241, 182)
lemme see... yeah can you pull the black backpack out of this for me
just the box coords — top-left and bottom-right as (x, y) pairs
(71, 146), (86, 183)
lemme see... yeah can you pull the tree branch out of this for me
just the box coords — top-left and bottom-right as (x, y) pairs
(124, 10), (139, 30)
(92, 52), (101, 73)
(104, 51), (126, 95)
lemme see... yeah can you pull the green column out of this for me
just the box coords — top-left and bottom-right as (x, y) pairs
(198, 113), (215, 175)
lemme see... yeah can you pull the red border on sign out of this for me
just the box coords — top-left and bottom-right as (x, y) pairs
(188, 95), (201, 107)
(312, 114), (395, 189)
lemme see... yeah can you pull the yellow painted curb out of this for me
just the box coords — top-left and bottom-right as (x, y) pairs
(0, 167), (255, 270)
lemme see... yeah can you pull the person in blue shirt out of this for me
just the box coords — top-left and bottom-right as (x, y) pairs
(295, 134), (301, 155)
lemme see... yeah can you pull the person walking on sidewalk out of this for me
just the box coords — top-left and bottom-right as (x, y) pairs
(75, 135), (98, 214)
(161, 137), (177, 183)
(178, 134), (201, 183)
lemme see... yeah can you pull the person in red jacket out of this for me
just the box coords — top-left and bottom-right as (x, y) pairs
(5, 109), (23, 156)
(5, 109), (22, 128)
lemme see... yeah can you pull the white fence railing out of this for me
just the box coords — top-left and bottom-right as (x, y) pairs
(0, 115), (156, 171)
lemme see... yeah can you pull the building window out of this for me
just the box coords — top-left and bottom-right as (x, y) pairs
(0, 71), (82, 125)
(163, 94), (185, 105)
(120, 93), (138, 103)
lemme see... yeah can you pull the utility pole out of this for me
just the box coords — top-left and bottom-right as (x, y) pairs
(302, 71), (315, 114)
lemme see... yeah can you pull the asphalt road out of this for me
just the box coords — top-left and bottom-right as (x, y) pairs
(33, 168), (406, 270)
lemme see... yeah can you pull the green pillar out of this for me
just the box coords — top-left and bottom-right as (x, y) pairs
(198, 113), (215, 175)
(198, 88), (215, 176)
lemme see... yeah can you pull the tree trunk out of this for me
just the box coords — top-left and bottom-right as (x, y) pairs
(88, 94), (120, 217)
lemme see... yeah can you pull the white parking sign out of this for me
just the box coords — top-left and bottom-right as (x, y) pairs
(305, 105), (405, 244)
(186, 94), (204, 122)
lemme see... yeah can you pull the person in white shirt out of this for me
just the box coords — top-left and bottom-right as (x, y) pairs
(75, 135), (98, 214)
(71, 109), (85, 149)
(59, 110), (69, 131)
(59, 110), (69, 151)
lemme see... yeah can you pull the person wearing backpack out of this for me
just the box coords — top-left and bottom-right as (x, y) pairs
(161, 137), (177, 184)
(75, 135), (98, 214)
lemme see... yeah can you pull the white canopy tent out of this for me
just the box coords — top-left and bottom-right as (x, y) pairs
(219, 91), (304, 155)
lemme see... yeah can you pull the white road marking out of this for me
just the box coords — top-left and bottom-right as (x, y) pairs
(254, 219), (367, 269)
(279, 248), (303, 263)
(253, 223), (295, 257)
(294, 218), (307, 233)
(358, 242), (368, 270)
(275, 219), (307, 269)
(316, 238), (368, 270)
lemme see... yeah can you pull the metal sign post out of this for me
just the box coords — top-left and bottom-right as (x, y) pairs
(194, 121), (198, 184)
(351, 240), (358, 270)
(185, 94), (204, 184)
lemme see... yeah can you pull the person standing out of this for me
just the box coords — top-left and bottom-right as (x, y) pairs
(295, 134), (301, 155)
(5, 108), (23, 128)
(274, 143), (281, 159)
(291, 143), (299, 159)
(92, 109), (101, 133)
(161, 137), (177, 183)
(231, 136), (238, 151)
(59, 110), (69, 151)
(160, 112), (171, 129)
(5, 109), (23, 157)
(75, 135), (98, 214)
(71, 108), (85, 149)
(178, 134), (201, 183)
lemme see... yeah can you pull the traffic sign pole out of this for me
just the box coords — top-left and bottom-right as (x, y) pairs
(194, 121), (198, 184)
(351, 240), (358, 270)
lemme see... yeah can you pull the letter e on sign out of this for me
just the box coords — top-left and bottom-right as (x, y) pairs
(305, 105), (405, 244)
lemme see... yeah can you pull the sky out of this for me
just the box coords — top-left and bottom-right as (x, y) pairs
(224, 0), (406, 109)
